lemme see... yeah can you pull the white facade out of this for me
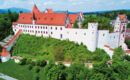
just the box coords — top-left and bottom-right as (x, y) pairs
(12, 21), (126, 53)
(12, 13), (129, 58)
(1, 55), (11, 62)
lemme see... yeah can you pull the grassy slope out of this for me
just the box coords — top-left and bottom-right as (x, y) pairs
(0, 60), (33, 80)
(0, 78), (5, 80)
(12, 34), (93, 61)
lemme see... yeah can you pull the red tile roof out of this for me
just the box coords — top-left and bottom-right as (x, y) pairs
(125, 50), (130, 54)
(107, 60), (112, 63)
(69, 14), (78, 24)
(12, 22), (18, 25)
(17, 13), (33, 24)
(7, 29), (22, 46)
(109, 48), (114, 51)
(67, 24), (73, 28)
(119, 15), (128, 23)
(126, 28), (130, 32)
(32, 4), (41, 14)
(35, 13), (67, 25)
(1, 47), (11, 56)
(46, 9), (53, 13)
(104, 45), (110, 48)
(15, 13), (67, 26)
(13, 4), (67, 26)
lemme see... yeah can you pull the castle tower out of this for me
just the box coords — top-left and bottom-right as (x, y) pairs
(87, 23), (98, 51)
(114, 15), (128, 47)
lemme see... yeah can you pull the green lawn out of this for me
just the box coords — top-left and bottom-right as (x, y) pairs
(0, 60), (33, 80)
(0, 78), (5, 80)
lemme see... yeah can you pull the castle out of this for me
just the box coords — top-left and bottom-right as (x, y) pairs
(11, 4), (129, 58)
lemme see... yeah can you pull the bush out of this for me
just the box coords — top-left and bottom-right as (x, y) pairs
(26, 58), (32, 64)
(28, 64), (33, 70)
(18, 57), (27, 65)
(33, 66), (40, 73)
(33, 74), (39, 80)
(36, 59), (47, 67)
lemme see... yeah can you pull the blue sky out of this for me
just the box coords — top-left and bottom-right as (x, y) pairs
(0, 0), (130, 12)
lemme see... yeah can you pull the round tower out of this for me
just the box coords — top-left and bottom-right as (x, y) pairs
(88, 23), (98, 51)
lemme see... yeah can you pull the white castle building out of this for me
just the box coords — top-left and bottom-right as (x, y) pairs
(12, 4), (129, 57)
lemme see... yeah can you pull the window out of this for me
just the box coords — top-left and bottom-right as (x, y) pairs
(51, 32), (53, 34)
(103, 34), (105, 36)
(55, 27), (57, 30)
(46, 27), (47, 29)
(60, 34), (63, 39)
(84, 33), (86, 36)
(46, 31), (48, 34)
(51, 27), (52, 29)
(60, 27), (62, 30)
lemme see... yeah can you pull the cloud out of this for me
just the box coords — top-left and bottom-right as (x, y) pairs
(43, 1), (55, 6)
(0, 0), (130, 12)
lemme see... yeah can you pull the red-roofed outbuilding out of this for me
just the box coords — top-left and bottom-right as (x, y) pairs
(1, 47), (11, 62)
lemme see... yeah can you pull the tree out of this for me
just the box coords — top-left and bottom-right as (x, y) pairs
(125, 39), (130, 49)
(0, 45), (2, 52)
(82, 15), (113, 32)
(53, 45), (65, 61)
(65, 63), (89, 80)
(74, 20), (79, 28)
(111, 47), (130, 80)
(127, 23), (130, 28)
(46, 63), (66, 80)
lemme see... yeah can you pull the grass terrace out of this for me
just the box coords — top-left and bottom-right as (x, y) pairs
(11, 34), (110, 63)
(0, 60), (33, 80)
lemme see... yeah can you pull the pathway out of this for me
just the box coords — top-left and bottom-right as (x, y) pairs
(0, 73), (17, 80)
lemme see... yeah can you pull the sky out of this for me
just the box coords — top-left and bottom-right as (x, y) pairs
(0, 0), (130, 12)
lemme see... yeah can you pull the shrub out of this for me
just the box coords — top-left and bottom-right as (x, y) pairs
(33, 66), (40, 73)
(26, 58), (32, 64)
(28, 64), (33, 70)
(33, 74), (39, 80)
(18, 57), (27, 65)
(36, 59), (47, 67)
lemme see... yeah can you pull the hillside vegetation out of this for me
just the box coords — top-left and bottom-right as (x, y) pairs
(12, 34), (110, 62)
(97, 10), (130, 20)
(81, 15), (114, 32)
(0, 10), (18, 41)
(1, 47), (130, 80)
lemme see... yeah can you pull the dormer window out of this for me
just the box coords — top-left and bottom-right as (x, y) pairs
(23, 17), (24, 19)
(44, 18), (47, 20)
(51, 18), (53, 20)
